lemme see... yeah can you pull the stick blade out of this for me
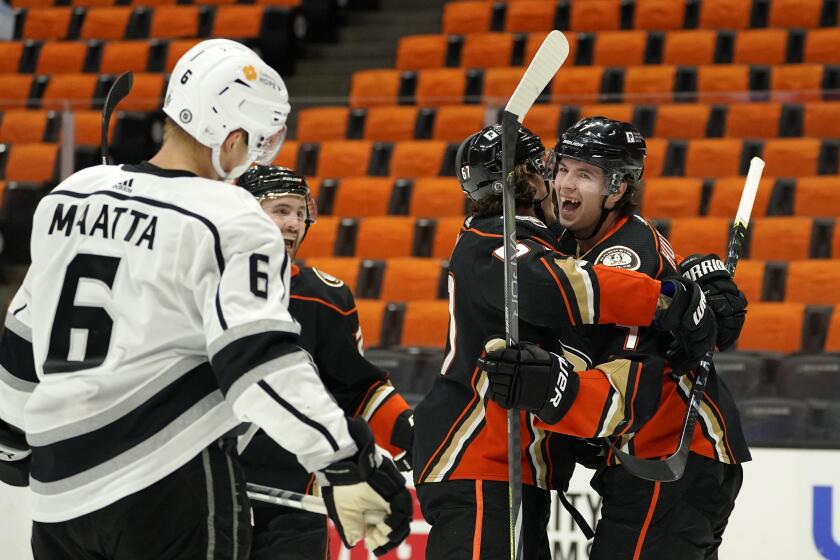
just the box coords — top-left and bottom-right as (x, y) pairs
(504, 30), (569, 121)
(101, 71), (134, 163)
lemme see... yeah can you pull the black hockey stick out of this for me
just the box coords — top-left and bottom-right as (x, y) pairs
(499, 30), (569, 560)
(100, 71), (134, 165)
(607, 157), (765, 482)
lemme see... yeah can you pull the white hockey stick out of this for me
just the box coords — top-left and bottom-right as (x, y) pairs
(499, 30), (570, 560)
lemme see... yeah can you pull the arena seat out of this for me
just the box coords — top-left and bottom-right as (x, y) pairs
(355, 216), (416, 259)
(329, 177), (393, 218)
(0, 110), (52, 143)
(42, 74), (100, 109)
(149, 6), (201, 39)
(634, 0), (685, 30)
(734, 30), (788, 65)
(593, 31), (647, 66)
(737, 302), (805, 353)
(698, 0), (752, 30)
(364, 107), (420, 142)
(389, 141), (448, 178)
(569, 0), (621, 32)
(462, 32), (516, 68)
(165, 39), (201, 72)
(505, 0), (556, 33)
(3, 142), (58, 182)
(725, 103), (783, 138)
(349, 70), (401, 108)
(315, 141), (372, 178)
(302, 257), (362, 292)
(794, 177), (840, 216)
(416, 68), (468, 107)
(668, 217), (731, 256)
(784, 261), (840, 305)
(296, 216), (339, 259)
(684, 139), (742, 178)
(738, 397), (815, 445)
(713, 352), (769, 401)
(297, 107), (349, 142)
(731, 259), (766, 304)
(432, 216), (466, 259)
(80, 7), (132, 40)
(101, 40), (152, 74)
(653, 104), (711, 139)
(640, 178), (703, 218)
(20, 7), (73, 40)
(400, 300), (450, 348)
(409, 177), (466, 218)
(0, 75), (35, 111)
(431, 105), (485, 142)
(441, 1), (492, 35)
(356, 299), (386, 348)
(662, 30), (716, 65)
(706, 177), (774, 217)
(769, 0), (824, 29)
(395, 34), (447, 71)
(380, 258), (445, 301)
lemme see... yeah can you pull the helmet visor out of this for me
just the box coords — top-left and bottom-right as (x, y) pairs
(253, 126), (287, 166)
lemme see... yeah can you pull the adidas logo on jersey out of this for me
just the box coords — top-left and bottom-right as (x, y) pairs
(111, 178), (134, 193)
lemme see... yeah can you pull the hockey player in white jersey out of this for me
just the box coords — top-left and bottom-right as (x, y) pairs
(0, 39), (411, 559)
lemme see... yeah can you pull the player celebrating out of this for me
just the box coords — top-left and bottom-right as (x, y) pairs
(481, 117), (750, 559)
(235, 165), (414, 559)
(0, 39), (410, 559)
(412, 124), (718, 559)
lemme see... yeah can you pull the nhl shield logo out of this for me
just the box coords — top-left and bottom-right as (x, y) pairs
(595, 245), (641, 270)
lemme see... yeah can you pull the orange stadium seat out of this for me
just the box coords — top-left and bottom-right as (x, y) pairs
(380, 258), (443, 301)
(523, 105), (561, 142)
(769, 0), (823, 29)
(794, 177), (840, 216)
(0, 43), (24, 73)
(165, 39), (201, 72)
(579, 103), (634, 123)
(432, 216), (465, 259)
(763, 139), (821, 177)
(364, 107), (419, 141)
(643, 137), (667, 177)
(772, 64), (825, 103)
(355, 217), (415, 259)
(734, 30), (788, 65)
(570, 0), (621, 31)
(316, 141), (372, 178)
(785, 260), (840, 305)
(737, 303), (805, 353)
(483, 67), (523, 103)
(0, 110), (50, 143)
(684, 139), (742, 178)
(635, 0), (685, 30)
(462, 33), (515, 68)
(731, 259), (764, 303)
(303, 257), (362, 291)
(409, 177), (465, 218)
(750, 217), (813, 260)
(697, 65), (750, 104)
(668, 217), (730, 256)
(442, 1), (492, 34)
(100, 41), (150, 73)
(662, 30), (717, 66)
(726, 103), (782, 138)
(42, 74), (98, 109)
(390, 141), (447, 178)
(212, 6), (263, 38)
(150, 6), (199, 39)
(296, 215), (338, 258)
(0, 75), (33, 111)
(699, 0), (751, 29)
(432, 105), (485, 142)
(506, 1), (555, 32)
(551, 66), (603, 104)
(804, 29), (840, 64)
(22, 8), (72, 39)
(297, 107), (349, 142)
(641, 178), (703, 218)
(4, 143), (58, 182)
(13, 0), (53, 6)
(395, 35), (447, 71)
(80, 7), (131, 40)
(803, 102), (840, 138)
(273, 140), (298, 169)
(624, 66), (676, 104)
(654, 104), (711, 139)
(36, 41), (88, 74)
(350, 70), (400, 108)
(120, 73), (165, 111)
(401, 300), (450, 348)
(356, 299), (386, 347)
(593, 31), (647, 67)
(825, 307), (840, 351)
(331, 177), (392, 217)
(74, 110), (106, 145)
(416, 68), (467, 107)
(707, 176), (774, 218)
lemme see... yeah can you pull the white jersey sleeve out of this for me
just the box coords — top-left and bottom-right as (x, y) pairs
(200, 205), (356, 473)
(0, 269), (37, 431)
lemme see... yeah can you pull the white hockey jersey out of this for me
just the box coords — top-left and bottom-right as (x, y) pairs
(0, 162), (355, 522)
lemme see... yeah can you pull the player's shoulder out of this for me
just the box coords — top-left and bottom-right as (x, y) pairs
(590, 214), (666, 274)
(293, 266), (356, 312)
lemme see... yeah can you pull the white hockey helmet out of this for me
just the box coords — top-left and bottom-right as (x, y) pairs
(163, 39), (291, 180)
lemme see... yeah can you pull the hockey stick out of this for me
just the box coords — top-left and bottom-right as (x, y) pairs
(100, 71), (134, 165)
(247, 482), (390, 526)
(500, 30), (570, 560)
(607, 157), (765, 482)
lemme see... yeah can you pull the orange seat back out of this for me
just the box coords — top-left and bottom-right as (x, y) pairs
(297, 107), (349, 142)
(738, 303), (804, 353)
(296, 215), (338, 258)
(396, 35), (447, 71)
(356, 299), (386, 348)
(364, 107), (419, 142)
(80, 7), (131, 40)
(23, 8), (72, 39)
(416, 68), (467, 107)
(726, 103), (782, 138)
(401, 300), (450, 348)
(669, 217), (731, 256)
(349, 70), (400, 108)
(432, 216), (466, 259)
(662, 30), (716, 65)
(785, 260), (840, 305)
(707, 176), (773, 218)
(331, 177), (392, 217)
(684, 139), (742, 178)
(641, 178), (703, 218)
(303, 257), (361, 292)
(356, 217), (415, 259)
(442, 1), (492, 34)
(380, 258), (443, 301)
(5, 143), (58, 182)
(750, 217), (813, 260)
(316, 141), (372, 178)
(410, 177), (466, 218)
(390, 141), (447, 178)
(432, 105), (485, 142)
(101, 40), (150, 73)
(0, 110), (49, 143)
(462, 33), (515, 68)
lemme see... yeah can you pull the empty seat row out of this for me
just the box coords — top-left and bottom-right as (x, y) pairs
(0, 72), (167, 110)
(442, 0), (838, 35)
(349, 64), (840, 108)
(11, 0), (300, 7)
(296, 101), (840, 142)
(352, 299), (451, 350)
(737, 396), (840, 445)
(397, 28), (840, 71)
(277, 137), (840, 180)
(703, 259), (840, 305)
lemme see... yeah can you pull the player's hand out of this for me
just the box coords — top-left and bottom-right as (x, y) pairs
(477, 338), (579, 424)
(317, 418), (411, 556)
(656, 277), (717, 373)
(679, 253), (747, 351)
(390, 409), (414, 473)
(0, 419), (31, 487)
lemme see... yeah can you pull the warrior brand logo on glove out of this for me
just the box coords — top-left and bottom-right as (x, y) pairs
(682, 258), (727, 281)
(549, 355), (571, 408)
(692, 292), (707, 326)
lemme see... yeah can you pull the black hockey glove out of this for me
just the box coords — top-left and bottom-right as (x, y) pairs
(0, 419), (30, 487)
(477, 338), (580, 425)
(679, 253), (747, 351)
(317, 417), (412, 556)
(390, 409), (414, 473)
(655, 277), (718, 375)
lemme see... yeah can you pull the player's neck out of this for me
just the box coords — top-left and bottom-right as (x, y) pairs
(148, 138), (218, 180)
(574, 210), (620, 255)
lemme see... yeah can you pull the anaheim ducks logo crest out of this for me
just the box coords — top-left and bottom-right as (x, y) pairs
(313, 268), (344, 287)
(595, 246), (641, 270)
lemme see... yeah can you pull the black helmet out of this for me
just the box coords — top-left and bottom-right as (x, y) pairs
(552, 116), (646, 194)
(236, 165), (317, 233)
(455, 124), (546, 201)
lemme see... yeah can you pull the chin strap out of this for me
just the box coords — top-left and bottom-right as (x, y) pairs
(212, 146), (255, 181)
